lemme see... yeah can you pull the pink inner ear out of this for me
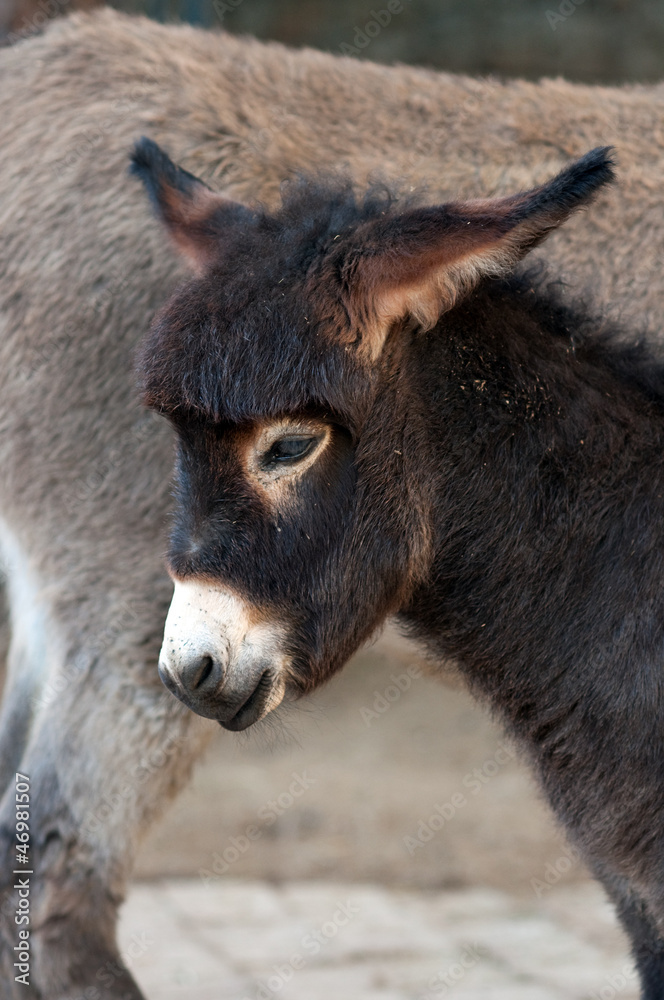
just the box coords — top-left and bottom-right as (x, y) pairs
(348, 216), (522, 359)
(341, 149), (613, 360)
(158, 184), (229, 273)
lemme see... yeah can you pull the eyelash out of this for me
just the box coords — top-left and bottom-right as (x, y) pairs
(262, 436), (318, 468)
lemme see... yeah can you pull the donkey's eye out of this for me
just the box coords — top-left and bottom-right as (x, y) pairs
(250, 423), (331, 485)
(262, 436), (318, 467)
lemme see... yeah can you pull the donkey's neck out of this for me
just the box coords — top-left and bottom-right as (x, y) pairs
(399, 275), (664, 741)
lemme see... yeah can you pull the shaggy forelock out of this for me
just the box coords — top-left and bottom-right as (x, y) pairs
(222, 172), (401, 277)
(271, 173), (397, 242)
(136, 174), (407, 428)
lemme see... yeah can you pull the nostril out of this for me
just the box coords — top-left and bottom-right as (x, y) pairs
(179, 653), (221, 697)
(193, 655), (215, 691)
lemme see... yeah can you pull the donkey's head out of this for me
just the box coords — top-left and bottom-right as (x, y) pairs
(131, 138), (613, 730)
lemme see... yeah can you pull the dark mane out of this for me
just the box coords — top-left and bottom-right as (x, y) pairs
(208, 171), (404, 279)
(268, 171), (400, 251)
(480, 265), (664, 410)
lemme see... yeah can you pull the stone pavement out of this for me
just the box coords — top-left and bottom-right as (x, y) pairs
(119, 878), (637, 1000)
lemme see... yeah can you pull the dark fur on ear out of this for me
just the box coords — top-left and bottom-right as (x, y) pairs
(130, 137), (255, 270)
(486, 145), (616, 251)
(508, 146), (615, 226)
(130, 136), (213, 214)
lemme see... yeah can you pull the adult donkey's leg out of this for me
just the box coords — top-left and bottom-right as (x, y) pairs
(0, 99), (213, 985)
(0, 631), (27, 805)
(0, 530), (57, 803)
(0, 412), (214, 998)
(0, 582), (213, 999)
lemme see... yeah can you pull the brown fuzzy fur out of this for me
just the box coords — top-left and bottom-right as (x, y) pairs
(1, 10), (664, 997)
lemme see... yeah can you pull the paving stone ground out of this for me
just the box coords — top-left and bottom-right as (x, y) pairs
(119, 879), (637, 1000)
(124, 638), (639, 999)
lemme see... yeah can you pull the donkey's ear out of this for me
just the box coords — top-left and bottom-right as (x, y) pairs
(344, 147), (614, 357)
(130, 137), (254, 271)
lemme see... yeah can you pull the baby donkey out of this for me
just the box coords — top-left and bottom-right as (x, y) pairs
(133, 140), (664, 995)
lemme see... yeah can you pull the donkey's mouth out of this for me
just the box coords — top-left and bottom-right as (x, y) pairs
(219, 669), (284, 731)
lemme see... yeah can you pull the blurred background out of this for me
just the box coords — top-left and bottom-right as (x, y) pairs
(3, 0), (664, 83)
(3, 2), (658, 996)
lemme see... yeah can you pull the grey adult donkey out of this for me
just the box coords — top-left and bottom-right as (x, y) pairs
(1, 9), (664, 997)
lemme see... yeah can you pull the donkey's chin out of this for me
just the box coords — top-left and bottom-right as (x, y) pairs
(158, 659), (287, 730)
(218, 671), (287, 731)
